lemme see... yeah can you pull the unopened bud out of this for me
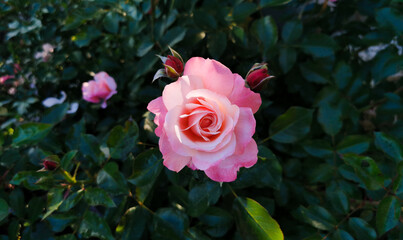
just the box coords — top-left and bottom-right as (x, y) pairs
(246, 63), (274, 92)
(164, 55), (184, 78)
(42, 159), (59, 171)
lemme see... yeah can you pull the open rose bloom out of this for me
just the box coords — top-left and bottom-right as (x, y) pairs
(148, 57), (262, 182)
(82, 72), (117, 108)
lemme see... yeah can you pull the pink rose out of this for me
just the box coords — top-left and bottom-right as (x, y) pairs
(82, 71), (117, 108)
(0, 75), (14, 84)
(147, 57), (262, 182)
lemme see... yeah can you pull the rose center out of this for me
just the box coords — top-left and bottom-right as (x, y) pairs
(200, 116), (213, 128)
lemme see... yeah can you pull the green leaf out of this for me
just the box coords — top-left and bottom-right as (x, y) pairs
(317, 102), (343, 136)
(336, 135), (371, 154)
(281, 20), (302, 43)
(47, 214), (76, 232)
(252, 16), (278, 51)
(84, 187), (116, 207)
(302, 140), (333, 158)
(279, 47), (297, 73)
(349, 217), (377, 240)
(72, 26), (101, 48)
(269, 107), (314, 143)
(301, 34), (339, 58)
(136, 40), (154, 57)
(233, 197), (284, 240)
(152, 208), (189, 240)
(333, 61), (353, 90)
(193, 10), (217, 30)
(376, 196), (401, 235)
(12, 123), (53, 146)
(26, 197), (46, 223)
(207, 32), (227, 59)
(260, 0), (293, 7)
(60, 150), (78, 171)
(374, 132), (403, 162)
(104, 11), (120, 34)
(199, 207), (233, 238)
(342, 154), (385, 190)
(0, 198), (9, 222)
(79, 211), (114, 240)
(42, 188), (64, 220)
(188, 181), (221, 217)
(307, 164), (333, 183)
(160, 26), (187, 48)
(293, 205), (337, 231)
(128, 151), (162, 185)
(376, 8), (403, 34)
(326, 189), (349, 215)
(97, 162), (129, 195)
(107, 120), (139, 159)
(80, 134), (104, 165)
(299, 61), (329, 84)
(235, 146), (282, 190)
(233, 2), (257, 23)
(119, 206), (150, 240)
(41, 103), (69, 124)
(59, 190), (84, 212)
(9, 188), (24, 218)
(332, 229), (354, 240)
(10, 171), (49, 190)
(128, 149), (163, 201)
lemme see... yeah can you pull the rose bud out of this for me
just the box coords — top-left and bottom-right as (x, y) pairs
(153, 47), (184, 82)
(246, 63), (274, 92)
(164, 55), (184, 78)
(43, 160), (59, 171)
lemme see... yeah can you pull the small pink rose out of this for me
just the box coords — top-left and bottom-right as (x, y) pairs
(148, 57), (262, 182)
(82, 71), (117, 108)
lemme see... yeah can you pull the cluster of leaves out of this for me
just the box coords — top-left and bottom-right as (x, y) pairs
(0, 0), (402, 239)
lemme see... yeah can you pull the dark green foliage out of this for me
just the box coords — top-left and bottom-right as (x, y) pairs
(0, 0), (402, 239)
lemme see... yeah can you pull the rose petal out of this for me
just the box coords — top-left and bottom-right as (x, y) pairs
(147, 97), (167, 137)
(159, 133), (191, 172)
(184, 57), (234, 97)
(229, 74), (262, 113)
(234, 107), (256, 154)
(204, 140), (258, 182)
(191, 133), (237, 170)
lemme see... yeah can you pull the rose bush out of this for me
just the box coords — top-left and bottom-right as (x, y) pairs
(148, 57), (261, 182)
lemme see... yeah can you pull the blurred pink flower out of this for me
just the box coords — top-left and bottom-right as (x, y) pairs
(0, 75), (14, 84)
(35, 43), (54, 62)
(148, 57), (262, 182)
(82, 72), (117, 108)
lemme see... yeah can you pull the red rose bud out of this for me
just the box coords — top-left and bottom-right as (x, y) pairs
(164, 55), (184, 78)
(246, 65), (274, 92)
(43, 160), (59, 171)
